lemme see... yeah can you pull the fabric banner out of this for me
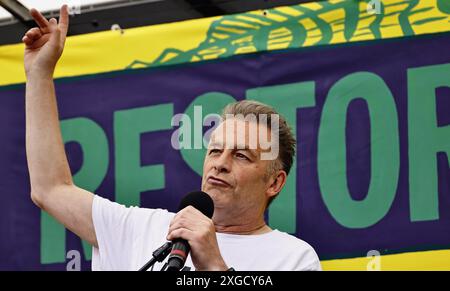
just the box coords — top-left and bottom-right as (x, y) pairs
(0, 0), (449, 270)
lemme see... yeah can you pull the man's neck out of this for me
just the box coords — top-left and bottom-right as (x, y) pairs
(214, 221), (272, 235)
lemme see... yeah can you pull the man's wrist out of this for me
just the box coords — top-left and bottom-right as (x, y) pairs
(210, 264), (228, 271)
(203, 259), (228, 271)
(26, 68), (55, 80)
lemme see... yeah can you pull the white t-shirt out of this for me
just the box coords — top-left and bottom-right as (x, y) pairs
(91, 195), (322, 271)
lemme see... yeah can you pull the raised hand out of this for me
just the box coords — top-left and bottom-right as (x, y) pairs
(23, 5), (69, 76)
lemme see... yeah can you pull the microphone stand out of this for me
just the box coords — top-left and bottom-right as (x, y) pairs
(138, 241), (173, 271)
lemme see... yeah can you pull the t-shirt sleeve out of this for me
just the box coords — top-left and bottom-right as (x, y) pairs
(91, 195), (173, 271)
(278, 232), (322, 271)
(297, 243), (322, 271)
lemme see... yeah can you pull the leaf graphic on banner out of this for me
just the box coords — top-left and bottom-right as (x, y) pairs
(126, 0), (450, 70)
(398, 0), (420, 35)
(437, 0), (450, 14)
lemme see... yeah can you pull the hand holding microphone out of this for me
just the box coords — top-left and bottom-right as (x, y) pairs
(166, 191), (228, 271)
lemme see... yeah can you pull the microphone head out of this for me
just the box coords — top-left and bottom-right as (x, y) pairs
(178, 191), (214, 218)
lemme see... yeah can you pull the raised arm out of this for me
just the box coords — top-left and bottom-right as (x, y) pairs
(24, 5), (97, 247)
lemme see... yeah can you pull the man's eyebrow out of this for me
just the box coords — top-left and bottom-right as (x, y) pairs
(208, 143), (258, 157)
(208, 142), (224, 148)
(235, 145), (258, 157)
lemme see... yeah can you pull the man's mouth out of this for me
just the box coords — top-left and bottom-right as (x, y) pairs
(207, 176), (231, 187)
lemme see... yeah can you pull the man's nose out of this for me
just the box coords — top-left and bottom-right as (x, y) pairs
(213, 151), (232, 173)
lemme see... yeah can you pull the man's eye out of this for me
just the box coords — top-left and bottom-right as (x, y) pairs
(236, 153), (249, 160)
(209, 149), (220, 154)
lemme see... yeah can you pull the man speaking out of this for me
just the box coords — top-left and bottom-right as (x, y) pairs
(23, 5), (321, 271)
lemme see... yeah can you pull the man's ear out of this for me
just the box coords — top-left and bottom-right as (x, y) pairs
(266, 170), (287, 200)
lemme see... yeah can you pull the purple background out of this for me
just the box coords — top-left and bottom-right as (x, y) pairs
(0, 33), (449, 270)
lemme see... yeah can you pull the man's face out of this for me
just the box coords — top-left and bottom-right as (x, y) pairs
(201, 118), (275, 218)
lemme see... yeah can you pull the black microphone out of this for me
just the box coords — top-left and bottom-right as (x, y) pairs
(166, 191), (214, 271)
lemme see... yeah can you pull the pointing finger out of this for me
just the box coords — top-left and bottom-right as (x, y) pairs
(30, 8), (49, 30)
